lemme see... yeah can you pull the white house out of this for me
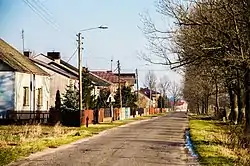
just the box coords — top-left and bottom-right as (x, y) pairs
(30, 52), (78, 108)
(0, 39), (50, 118)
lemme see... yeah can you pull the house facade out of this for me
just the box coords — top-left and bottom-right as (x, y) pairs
(30, 52), (78, 108)
(139, 88), (161, 108)
(135, 91), (152, 108)
(33, 52), (111, 108)
(0, 39), (50, 118)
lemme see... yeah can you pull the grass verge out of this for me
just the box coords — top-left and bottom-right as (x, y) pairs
(189, 116), (250, 166)
(0, 113), (165, 166)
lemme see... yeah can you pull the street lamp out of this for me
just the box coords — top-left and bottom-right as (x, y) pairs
(77, 25), (108, 127)
(79, 25), (108, 32)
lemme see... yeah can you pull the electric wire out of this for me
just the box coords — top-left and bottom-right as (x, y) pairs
(22, 0), (59, 30)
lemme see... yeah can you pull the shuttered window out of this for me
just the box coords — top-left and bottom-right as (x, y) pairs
(38, 88), (43, 106)
(23, 87), (29, 106)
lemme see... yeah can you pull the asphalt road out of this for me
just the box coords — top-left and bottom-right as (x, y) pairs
(9, 112), (198, 166)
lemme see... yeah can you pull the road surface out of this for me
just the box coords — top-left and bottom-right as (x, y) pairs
(9, 112), (198, 166)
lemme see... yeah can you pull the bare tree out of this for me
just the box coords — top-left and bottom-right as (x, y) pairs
(158, 76), (170, 98)
(144, 70), (157, 92)
(169, 81), (182, 108)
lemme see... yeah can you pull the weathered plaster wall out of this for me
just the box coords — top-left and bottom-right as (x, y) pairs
(37, 65), (76, 108)
(0, 72), (14, 117)
(15, 72), (50, 111)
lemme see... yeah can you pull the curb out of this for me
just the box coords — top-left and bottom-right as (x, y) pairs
(8, 115), (164, 165)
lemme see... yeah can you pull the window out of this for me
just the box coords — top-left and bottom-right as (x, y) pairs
(38, 88), (43, 106)
(23, 87), (29, 106)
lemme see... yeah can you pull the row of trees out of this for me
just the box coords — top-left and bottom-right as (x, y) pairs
(140, 0), (250, 134)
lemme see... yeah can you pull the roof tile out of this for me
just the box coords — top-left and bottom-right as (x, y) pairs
(91, 71), (126, 83)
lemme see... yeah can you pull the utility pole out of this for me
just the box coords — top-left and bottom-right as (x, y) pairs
(77, 33), (83, 127)
(136, 68), (139, 99)
(117, 60), (122, 109)
(22, 29), (25, 53)
(111, 57), (113, 71)
(150, 88), (152, 108)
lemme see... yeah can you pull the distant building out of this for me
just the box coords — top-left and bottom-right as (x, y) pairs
(139, 88), (161, 108)
(135, 91), (152, 108)
(175, 99), (188, 112)
(91, 71), (126, 94)
(114, 73), (136, 91)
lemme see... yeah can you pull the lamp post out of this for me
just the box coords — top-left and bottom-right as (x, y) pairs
(77, 25), (108, 127)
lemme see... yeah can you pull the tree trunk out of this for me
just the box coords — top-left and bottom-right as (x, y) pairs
(237, 70), (243, 124)
(233, 92), (238, 124)
(197, 103), (200, 114)
(201, 99), (205, 114)
(237, 85), (243, 124)
(205, 95), (209, 115)
(228, 86), (237, 123)
(244, 67), (250, 135)
(215, 81), (219, 117)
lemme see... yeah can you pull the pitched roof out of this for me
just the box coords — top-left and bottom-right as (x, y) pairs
(34, 53), (111, 86)
(91, 71), (126, 83)
(139, 88), (160, 99)
(114, 73), (136, 77)
(48, 61), (78, 77)
(88, 72), (112, 86)
(0, 39), (49, 76)
(31, 58), (77, 79)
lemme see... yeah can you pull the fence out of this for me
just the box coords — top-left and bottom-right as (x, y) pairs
(104, 108), (111, 118)
(0, 107), (171, 126)
(0, 110), (58, 125)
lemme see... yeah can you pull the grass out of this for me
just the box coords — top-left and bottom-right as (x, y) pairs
(189, 116), (250, 166)
(0, 113), (166, 166)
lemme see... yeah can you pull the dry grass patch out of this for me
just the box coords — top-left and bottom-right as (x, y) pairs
(190, 117), (250, 166)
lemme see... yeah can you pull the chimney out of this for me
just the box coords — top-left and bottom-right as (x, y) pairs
(23, 51), (32, 58)
(47, 52), (61, 63)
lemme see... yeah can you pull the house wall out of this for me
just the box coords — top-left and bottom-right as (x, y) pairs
(37, 65), (77, 108)
(120, 76), (135, 91)
(0, 72), (15, 117)
(152, 94), (161, 108)
(15, 72), (50, 111)
(136, 93), (151, 108)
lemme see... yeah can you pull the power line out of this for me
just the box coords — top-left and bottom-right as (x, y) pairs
(22, 0), (59, 30)
(32, 0), (55, 23)
(29, 0), (59, 29)
(66, 48), (77, 63)
(22, 0), (76, 48)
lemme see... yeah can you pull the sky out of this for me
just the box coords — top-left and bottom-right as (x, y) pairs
(0, 0), (182, 88)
